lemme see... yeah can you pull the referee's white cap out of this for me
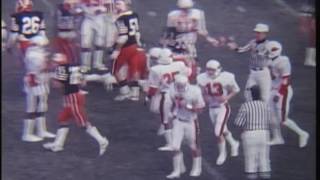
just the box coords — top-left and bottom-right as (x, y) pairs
(253, 23), (269, 32)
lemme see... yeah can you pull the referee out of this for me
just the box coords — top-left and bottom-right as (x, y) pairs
(234, 85), (272, 180)
(227, 23), (272, 102)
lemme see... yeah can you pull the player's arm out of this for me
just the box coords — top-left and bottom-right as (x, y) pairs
(196, 10), (220, 47)
(7, 15), (19, 49)
(146, 69), (160, 98)
(224, 74), (240, 101)
(110, 19), (129, 59)
(227, 39), (253, 53)
(278, 59), (291, 95)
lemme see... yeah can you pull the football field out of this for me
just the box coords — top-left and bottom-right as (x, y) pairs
(1, 0), (316, 180)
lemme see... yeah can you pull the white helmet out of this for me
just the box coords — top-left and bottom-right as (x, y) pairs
(15, 0), (33, 12)
(253, 23), (269, 33)
(158, 48), (173, 65)
(206, 59), (222, 78)
(177, 0), (194, 9)
(148, 47), (162, 59)
(266, 41), (282, 59)
(30, 35), (49, 47)
(52, 53), (68, 64)
(174, 74), (189, 93)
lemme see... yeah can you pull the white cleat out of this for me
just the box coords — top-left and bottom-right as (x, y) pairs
(43, 143), (64, 152)
(268, 137), (285, 146)
(190, 168), (201, 177)
(299, 132), (309, 148)
(129, 96), (140, 101)
(231, 141), (240, 157)
(216, 153), (227, 165)
(79, 89), (89, 95)
(38, 131), (56, 139)
(158, 145), (173, 151)
(95, 66), (108, 71)
(22, 134), (43, 142)
(114, 94), (130, 101)
(166, 171), (180, 179)
(99, 137), (109, 156)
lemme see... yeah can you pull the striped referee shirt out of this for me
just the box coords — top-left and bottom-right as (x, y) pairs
(237, 39), (270, 69)
(234, 100), (271, 131)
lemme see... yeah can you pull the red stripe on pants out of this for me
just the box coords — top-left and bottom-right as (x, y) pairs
(281, 89), (288, 123)
(219, 104), (230, 137)
(58, 93), (88, 127)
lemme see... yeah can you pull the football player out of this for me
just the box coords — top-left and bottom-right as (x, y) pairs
(111, 0), (147, 101)
(8, 0), (48, 55)
(197, 60), (240, 165)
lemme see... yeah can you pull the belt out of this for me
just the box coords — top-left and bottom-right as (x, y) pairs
(251, 67), (264, 71)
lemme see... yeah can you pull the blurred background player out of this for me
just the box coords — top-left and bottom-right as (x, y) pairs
(146, 48), (191, 151)
(52, 0), (80, 65)
(111, 0), (147, 101)
(266, 41), (309, 147)
(77, 0), (112, 71)
(299, 4), (316, 67)
(161, 0), (223, 80)
(227, 23), (272, 102)
(22, 35), (55, 142)
(166, 75), (205, 178)
(197, 60), (240, 165)
(2, 19), (7, 52)
(43, 53), (109, 155)
(8, 0), (48, 56)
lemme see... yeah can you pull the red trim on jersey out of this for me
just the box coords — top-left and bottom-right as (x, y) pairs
(281, 89), (288, 123)
(218, 104), (230, 137)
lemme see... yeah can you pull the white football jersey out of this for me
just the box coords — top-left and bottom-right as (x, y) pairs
(197, 71), (240, 107)
(148, 61), (191, 93)
(169, 84), (205, 122)
(268, 55), (291, 89)
(77, 0), (107, 19)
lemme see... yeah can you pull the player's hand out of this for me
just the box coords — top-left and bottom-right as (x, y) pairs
(206, 37), (220, 47)
(227, 42), (238, 50)
(110, 50), (120, 60)
(218, 36), (227, 46)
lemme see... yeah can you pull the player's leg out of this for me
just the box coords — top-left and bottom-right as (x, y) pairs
(242, 131), (259, 179)
(167, 119), (184, 179)
(281, 87), (309, 148)
(35, 94), (56, 138)
(22, 91), (43, 142)
(257, 130), (271, 179)
(71, 92), (109, 155)
(127, 50), (147, 101)
(257, 69), (272, 102)
(92, 16), (107, 70)
(268, 90), (285, 145)
(158, 93), (173, 151)
(244, 72), (256, 100)
(80, 19), (94, 72)
(43, 95), (73, 152)
(210, 107), (227, 165)
(187, 119), (202, 177)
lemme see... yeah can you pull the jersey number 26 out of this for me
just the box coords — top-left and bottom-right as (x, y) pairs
(22, 16), (41, 35)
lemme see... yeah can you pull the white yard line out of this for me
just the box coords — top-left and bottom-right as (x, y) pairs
(273, 0), (300, 18)
(202, 158), (227, 180)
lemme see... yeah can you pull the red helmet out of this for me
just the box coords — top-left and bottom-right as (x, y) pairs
(15, 0), (33, 12)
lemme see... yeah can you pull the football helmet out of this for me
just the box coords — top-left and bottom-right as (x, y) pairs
(177, 0), (194, 9)
(253, 23), (269, 33)
(266, 41), (282, 59)
(148, 47), (162, 59)
(15, 0), (33, 12)
(158, 48), (173, 65)
(174, 74), (189, 93)
(206, 59), (222, 78)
